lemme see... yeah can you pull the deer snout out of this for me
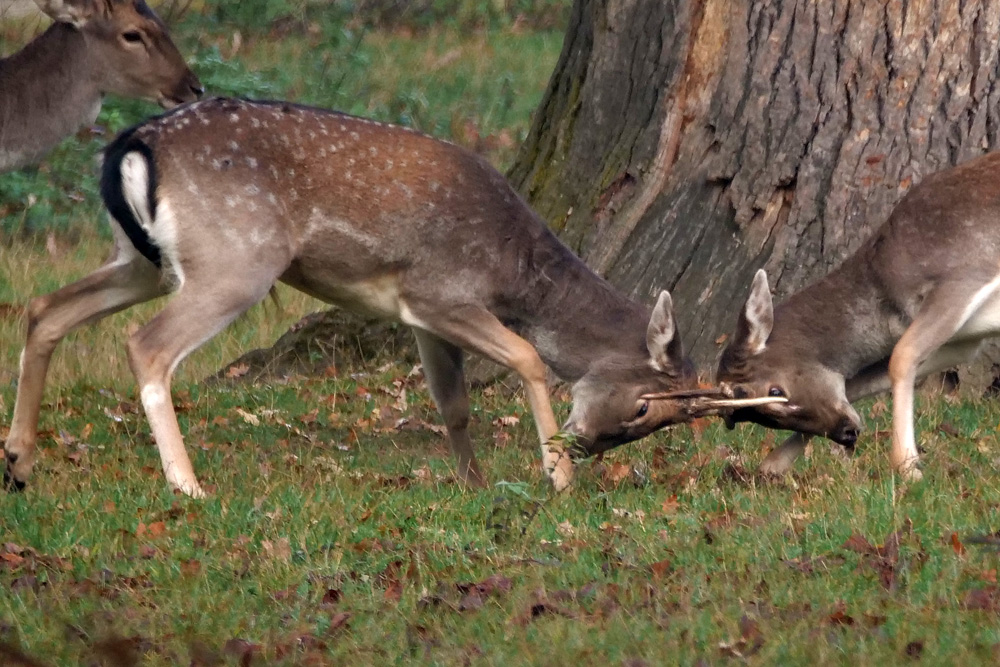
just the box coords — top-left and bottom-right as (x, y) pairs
(561, 419), (591, 449)
(830, 417), (860, 447)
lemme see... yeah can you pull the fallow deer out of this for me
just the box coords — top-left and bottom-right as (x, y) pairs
(3, 97), (775, 497)
(0, 0), (202, 173)
(717, 151), (1000, 480)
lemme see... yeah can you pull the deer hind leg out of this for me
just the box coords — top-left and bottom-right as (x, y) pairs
(411, 328), (485, 487)
(5, 253), (163, 491)
(127, 274), (279, 498)
(888, 280), (1000, 480)
(401, 303), (570, 491)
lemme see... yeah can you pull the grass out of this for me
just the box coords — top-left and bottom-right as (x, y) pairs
(6, 2), (1000, 665)
(3, 370), (1000, 664)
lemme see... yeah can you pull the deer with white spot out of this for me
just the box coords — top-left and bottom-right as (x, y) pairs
(0, 0), (202, 173)
(717, 151), (1000, 480)
(3, 97), (777, 497)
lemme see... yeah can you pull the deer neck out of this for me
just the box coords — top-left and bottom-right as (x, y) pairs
(509, 232), (650, 383)
(0, 24), (103, 172)
(770, 255), (896, 375)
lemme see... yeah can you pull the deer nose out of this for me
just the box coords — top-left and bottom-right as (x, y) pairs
(831, 419), (860, 447)
(189, 81), (205, 98)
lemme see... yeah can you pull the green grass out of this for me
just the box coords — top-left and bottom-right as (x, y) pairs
(4, 370), (1000, 664)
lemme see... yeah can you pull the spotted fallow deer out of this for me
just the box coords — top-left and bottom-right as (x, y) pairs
(0, 0), (202, 173)
(3, 97), (776, 497)
(717, 150), (1000, 480)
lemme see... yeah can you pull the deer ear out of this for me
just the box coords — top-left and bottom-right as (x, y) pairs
(735, 269), (773, 356)
(647, 290), (684, 371)
(33, 0), (98, 26)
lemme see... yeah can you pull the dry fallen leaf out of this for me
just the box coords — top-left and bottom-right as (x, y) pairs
(951, 532), (966, 557)
(226, 363), (250, 379)
(661, 495), (680, 515)
(262, 537), (292, 562)
(603, 462), (631, 485)
(234, 408), (260, 426)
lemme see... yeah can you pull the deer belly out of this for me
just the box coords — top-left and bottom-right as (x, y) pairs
(308, 274), (406, 320)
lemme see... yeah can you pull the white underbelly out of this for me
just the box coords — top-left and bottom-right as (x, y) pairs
(314, 275), (429, 329)
(954, 275), (1000, 341)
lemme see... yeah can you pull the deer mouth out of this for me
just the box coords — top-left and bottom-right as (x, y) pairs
(158, 91), (198, 108)
(158, 80), (205, 109)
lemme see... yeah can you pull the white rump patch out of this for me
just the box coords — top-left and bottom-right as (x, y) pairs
(119, 151), (185, 290)
(121, 152), (154, 231)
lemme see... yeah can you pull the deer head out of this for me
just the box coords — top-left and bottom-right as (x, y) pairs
(33, 0), (202, 107)
(716, 269), (862, 446)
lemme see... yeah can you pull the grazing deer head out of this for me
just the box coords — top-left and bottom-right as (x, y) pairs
(3, 97), (767, 497)
(0, 0), (202, 172)
(717, 151), (1000, 479)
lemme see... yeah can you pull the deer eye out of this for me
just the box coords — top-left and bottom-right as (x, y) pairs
(768, 386), (786, 398)
(122, 30), (144, 44)
(635, 401), (649, 419)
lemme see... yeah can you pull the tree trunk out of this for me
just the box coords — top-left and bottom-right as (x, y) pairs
(511, 0), (1000, 386)
(232, 0), (1000, 389)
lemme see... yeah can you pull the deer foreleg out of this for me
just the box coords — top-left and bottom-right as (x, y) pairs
(403, 303), (571, 491)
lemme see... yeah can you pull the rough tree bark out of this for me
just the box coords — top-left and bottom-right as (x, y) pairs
(233, 0), (1000, 389)
(510, 0), (1000, 386)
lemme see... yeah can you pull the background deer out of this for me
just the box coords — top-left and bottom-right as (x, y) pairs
(717, 151), (1000, 480)
(0, 0), (202, 173)
(4, 97), (771, 497)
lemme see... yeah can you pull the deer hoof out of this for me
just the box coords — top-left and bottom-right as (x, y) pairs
(543, 448), (574, 492)
(898, 463), (923, 482)
(758, 453), (794, 476)
(172, 480), (207, 499)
